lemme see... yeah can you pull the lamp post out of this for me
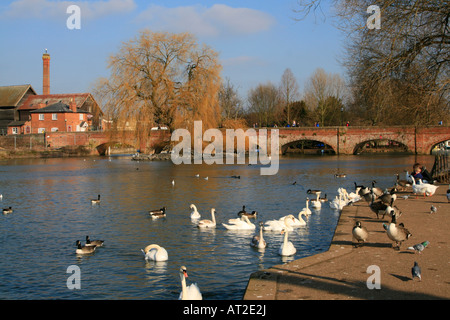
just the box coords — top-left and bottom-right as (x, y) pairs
(340, 107), (344, 127)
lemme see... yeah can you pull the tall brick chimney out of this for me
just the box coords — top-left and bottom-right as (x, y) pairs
(42, 49), (50, 95)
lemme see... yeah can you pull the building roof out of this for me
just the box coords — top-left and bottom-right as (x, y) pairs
(18, 93), (92, 111)
(7, 121), (27, 127)
(0, 84), (36, 107)
(29, 101), (89, 113)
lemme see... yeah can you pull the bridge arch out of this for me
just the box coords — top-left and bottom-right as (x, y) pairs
(96, 141), (136, 155)
(429, 137), (450, 154)
(281, 139), (336, 155)
(353, 138), (410, 155)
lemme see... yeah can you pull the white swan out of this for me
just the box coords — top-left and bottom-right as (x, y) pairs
(279, 211), (307, 227)
(310, 192), (322, 209)
(197, 208), (216, 228)
(330, 193), (346, 211)
(250, 222), (267, 249)
(418, 179), (439, 196)
(301, 198), (312, 215)
(141, 244), (168, 262)
(179, 266), (202, 300)
(222, 215), (255, 230)
(264, 215), (296, 232)
(278, 229), (296, 256)
(190, 204), (201, 220)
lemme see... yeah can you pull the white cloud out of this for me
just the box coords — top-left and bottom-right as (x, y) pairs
(2, 0), (136, 20)
(135, 4), (276, 37)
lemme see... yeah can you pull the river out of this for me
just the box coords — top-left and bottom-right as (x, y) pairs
(0, 153), (434, 299)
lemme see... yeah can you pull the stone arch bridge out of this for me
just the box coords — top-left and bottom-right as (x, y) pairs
(42, 126), (450, 155)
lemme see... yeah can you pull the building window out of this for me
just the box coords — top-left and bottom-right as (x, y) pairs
(12, 127), (18, 134)
(51, 128), (58, 132)
(52, 113), (57, 120)
(79, 113), (84, 121)
(38, 128), (45, 133)
(67, 125), (72, 132)
(25, 126), (31, 134)
(39, 114), (44, 120)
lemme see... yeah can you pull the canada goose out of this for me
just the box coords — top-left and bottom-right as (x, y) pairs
(385, 198), (402, 218)
(2, 206), (13, 214)
(369, 199), (388, 219)
(379, 188), (397, 205)
(237, 205), (247, 216)
(307, 189), (321, 194)
(394, 173), (411, 189)
(75, 240), (96, 254)
(91, 195), (101, 204)
(352, 221), (369, 247)
(319, 194), (328, 202)
(149, 207), (166, 218)
(385, 212), (412, 250)
(370, 181), (384, 198)
(85, 236), (104, 247)
(239, 210), (258, 218)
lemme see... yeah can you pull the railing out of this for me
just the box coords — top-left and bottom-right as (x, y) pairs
(431, 153), (450, 183)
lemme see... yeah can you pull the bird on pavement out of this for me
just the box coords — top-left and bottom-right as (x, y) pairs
(352, 221), (369, 247)
(411, 261), (421, 281)
(430, 205), (437, 214)
(407, 241), (429, 254)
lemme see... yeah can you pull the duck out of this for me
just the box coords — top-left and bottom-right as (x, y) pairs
(278, 229), (296, 256)
(264, 215), (296, 232)
(2, 206), (13, 214)
(307, 189), (321, 194)
(178, 266), (202, 300)
(189, 204), (201, 220)
(141, 244), (168, 262)
(447, 185), (450, 203)
(310, 192), (322, 209)
(352, 221), (369, 247)
(197, 208), (216, 229)
(149, 207), (166, 218)
(222, 215), (255, 230)
(85, 235), (104, 247)
(75, 240), (96, 254)
(91, 194), (101, 205)
(385, 211), (412, 250)
(334, 174), (347, 178)
(250, 222), (267, 249)
(418, 179), (439, 196)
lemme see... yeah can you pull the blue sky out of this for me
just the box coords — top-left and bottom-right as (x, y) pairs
(0, 0), (346, 100)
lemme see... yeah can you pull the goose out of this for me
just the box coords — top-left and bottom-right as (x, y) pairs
(447, 185), (450, 203)
(149, 207), (166, 218)
(178, 266), (202, 300)
(141, 244), (168, 262)
(370, 181), (384, 198)
(2, 206), (13, 214)
(384, 198), (402, 218)
(190, 204), (201, 220)
(385, 211), (412, 250)
(379, 188), (397, 205)
(310, 192), (322, 209)
(197, 208), (216, 228)
(410, 175), (428, 196)
(352, 221), (369, 247)
(394, 173), (411, 189)
(237, 205), (247, 216)
(418, 179), (439, 196)
(75, 240), (96, 254)
(91, 195), (101, 205)
(240, 210), (258, 218)
(307, 189), (321, 194)
(319, 193), (328, 202)
(222, 215), (255, 230)
(250, 222), (267, 249)
(369, 198), (388, 219)
(85, 235), (104, 247)
(278, 229), (296, 256)
(263, 215), (296, 232)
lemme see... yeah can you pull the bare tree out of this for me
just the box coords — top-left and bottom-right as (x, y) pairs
(279, 68), (300, 125)
(219, 78), (243, 122)
(247, 82), (281, 127)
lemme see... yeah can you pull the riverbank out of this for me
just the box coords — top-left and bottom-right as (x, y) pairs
(243, 184), (450, 300)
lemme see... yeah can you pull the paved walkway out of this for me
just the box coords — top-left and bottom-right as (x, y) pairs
(243, 184), (450, 300)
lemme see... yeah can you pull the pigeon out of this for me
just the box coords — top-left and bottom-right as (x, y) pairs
(430, 205), (437, 214)
(407, 241), (430, 254)
(411, 261), (421, 281)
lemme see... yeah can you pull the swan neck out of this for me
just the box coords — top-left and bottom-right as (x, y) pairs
(180, 273), (187, 300)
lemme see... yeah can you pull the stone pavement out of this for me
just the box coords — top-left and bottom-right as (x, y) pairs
(243, 184), (450, 300)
